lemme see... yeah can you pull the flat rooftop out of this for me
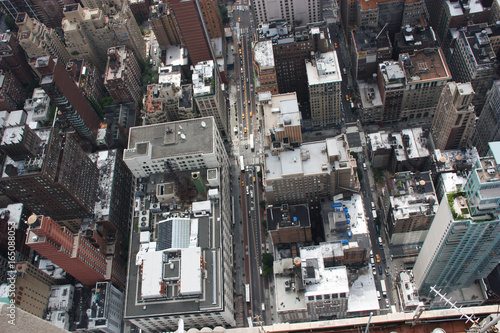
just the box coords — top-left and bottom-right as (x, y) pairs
(267, 203), (311, 231)
(254, 40), (274, 69)
(434, 147), (479, 173)
(158, 65), (182, 86)
(165, 45), (188, 66)
(352, 27), (392, 52)
(265, 140), (330, 181)
(380, 61), (405, 86)
(401, 48), (451, 84)
(192, 60), (214, 96)
(400, 127), (430, 160)
(263, 93), (301, 137)
(358, 81), (383, 109)
(306, 51), (341, 85)
(459, 28), (497, 69)
(124, 117), (214, 161)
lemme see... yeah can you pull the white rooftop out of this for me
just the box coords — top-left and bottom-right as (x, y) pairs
(5, 110), (26, 127)
(158, 65), (182, 86)
(401, 128), (430, 159)
(254, 40), (274, 69)
(300, 244), (350, 297)
(0, 203), (24, 229)
(367, 132), (392, 152)
(358, 81), (383, 109)
(440, 172), (467, 195)
(400, 271), (421, 309)
(347, 269), (379, 313)
(265, 141), (330, 181)
(141, 249), (165, 299)
(165, 45), (188, 66)
(306, 51), (342, 85)
(92, 150), (118, 219)
(179, 247), (202, 295)
(263, 93), (301, 138)
(47, 284), (74, 312)
(192, 60), (214, 96)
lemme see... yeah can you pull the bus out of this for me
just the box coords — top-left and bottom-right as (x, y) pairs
(380, 279), (387, 297)
(240, 155), (245, 172)
(249, 134), (254, 152)
(245, 284), (250, 303)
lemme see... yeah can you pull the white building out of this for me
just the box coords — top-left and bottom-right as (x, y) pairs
(306, 51), (342, 127)
(123, 117), (226, 178)
(252, 0), (321, 28)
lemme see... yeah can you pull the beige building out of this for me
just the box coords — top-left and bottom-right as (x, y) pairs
(6, 262), (55, 318)
(261, 92), (302, 148)
(263, 134), (359, 205)
(252, 0), (321, 28)
(15, 13), (70, 72)
(104, 46), (142, 106)
(306, 51), (343, 127)
(62, 3), (145, 72)
(431, 82), (476, 150)
(193, 60), (228, 137)
(399, 48), (452, 121)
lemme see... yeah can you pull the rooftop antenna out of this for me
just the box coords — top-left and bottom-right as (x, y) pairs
(376, 23), (389, 41)
(429, 286), (481, 330)
(253, 315), (266, 333)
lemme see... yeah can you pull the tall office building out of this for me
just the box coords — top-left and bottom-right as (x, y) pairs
(427, 0), (489, 48)
(62, 3), (145, 72)
(473, 80), (500, 156)
(104, 46), (142, 106)
(36, 56), (101, 143)
(192, 60), (227, 137)
(25, 214), (124, 288)
(0, 70), (28, 111)
(306, 51), (342, 127)
(356, 0), (405, 34)
(0, 128), (98, 224)
(378, 60), (406, 122)
(169, 0), (214, 65)
(150, 2), (182, 50)
(198, 0), (223, 39)
(123, 117), (235, 330)
(252, 0), (321, 28)
(263, 135), (359, 205)
(447, 26), (498, 113)
(431, 82), (476, 150)
(87, 282), (124, 333)
(0, 32), (36, 85)
(350, 26), (393, 81)
(413, 142), (500, 296)
(15, 13), (71, 70)
(3, 262), (55, 318)
(399, 48), (452, 121)
(0, 0), (72, 29)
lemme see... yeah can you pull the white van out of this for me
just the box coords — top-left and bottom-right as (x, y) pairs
(371, 202), (375, 210)
(370, 257), (375, 265)
(378, 237), (383, 246)
(377, 291), (381, 300)
(363, 163), (367, 171)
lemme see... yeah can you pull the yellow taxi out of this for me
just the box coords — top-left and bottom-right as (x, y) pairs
(242, 113), (245, 119)
(250, 111), (253, 117)
(376, 254), (380, 263)
(241, 180), (245, 187)
(346, 94), (350, 101)
(253, 177), (256, 183)
(238, 17), (241, 22)
(244, 127), (247, 133)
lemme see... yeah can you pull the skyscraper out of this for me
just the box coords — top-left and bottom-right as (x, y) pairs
(36, 56), (101, 143)
(169, 0), (213, 65)
(0, 32), (36, 85)
(413, 141), (500, 296)
(473, 80), (500, 156)
(447, 27), (498, 113)
(192, 60), (227, 137)
(150, 2), (182, 50)
(431, 82), (476, 150)
(15, 13), (71, 70)
(25, 214), (124, 288)
(0, 70), (28, 111)
(252, 0), (321, 28)
(62, 3), (145, 72)
(104, 46), (142, 106)
(306, 51), (342, 127)
(0, 128), (98, 225)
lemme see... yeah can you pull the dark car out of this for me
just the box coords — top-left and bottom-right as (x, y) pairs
(378, 265), (383, 275)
